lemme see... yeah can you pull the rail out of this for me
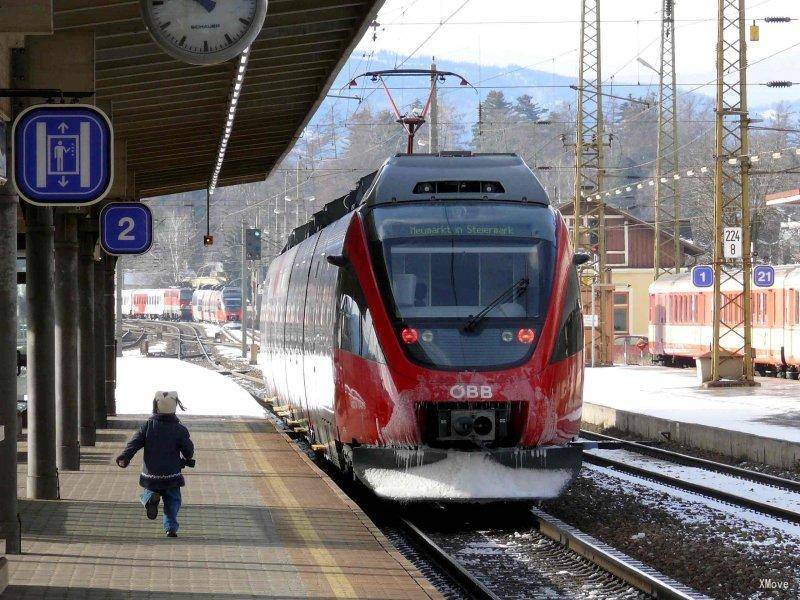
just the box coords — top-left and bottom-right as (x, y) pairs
(531, 508), (705, 599)
(581, 429), (800, 524)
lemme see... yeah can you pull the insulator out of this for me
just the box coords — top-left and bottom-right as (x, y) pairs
(764, 17), (791, 22)
(767, 81), (792, 88)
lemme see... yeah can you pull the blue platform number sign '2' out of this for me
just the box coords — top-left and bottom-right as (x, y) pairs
(692, 265), (714, 288)
(12, 104), (113, 206)
(100, 203), (153, 256)
(753, 265), (775, 288)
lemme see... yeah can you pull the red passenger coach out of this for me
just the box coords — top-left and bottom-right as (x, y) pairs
(260, 154), (585, 501)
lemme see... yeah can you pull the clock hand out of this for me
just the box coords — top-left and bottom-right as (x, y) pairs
(192, 0), (217, 12)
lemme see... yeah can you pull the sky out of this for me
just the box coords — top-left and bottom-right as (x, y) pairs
(353, 0), (800, 107)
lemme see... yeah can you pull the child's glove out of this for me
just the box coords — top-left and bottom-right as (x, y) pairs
(115, 456), (129, 468)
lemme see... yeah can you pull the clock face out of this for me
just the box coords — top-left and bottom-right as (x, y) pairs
(141, 0), (267, 65)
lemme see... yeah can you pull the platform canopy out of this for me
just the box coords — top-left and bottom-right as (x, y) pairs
(53, 0), (383, 199)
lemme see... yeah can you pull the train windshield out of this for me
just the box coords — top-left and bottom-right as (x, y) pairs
(367, 202), (556, 369)
(223, 287), (242, 308)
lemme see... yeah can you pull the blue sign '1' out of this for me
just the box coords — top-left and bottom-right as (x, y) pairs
(12, 104), (113, 206)
(100, 203), (153, 256)
(692, 265), (714, 288)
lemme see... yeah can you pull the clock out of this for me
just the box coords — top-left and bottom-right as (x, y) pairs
(140, 0), (268, 66)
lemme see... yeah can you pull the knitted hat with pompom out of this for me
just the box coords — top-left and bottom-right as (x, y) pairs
(153, 391), (180, 415)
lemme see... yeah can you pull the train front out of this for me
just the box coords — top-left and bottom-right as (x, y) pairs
(339, 154), (584, 502)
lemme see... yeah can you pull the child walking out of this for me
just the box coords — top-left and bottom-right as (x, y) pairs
(116, 391), (195, 538)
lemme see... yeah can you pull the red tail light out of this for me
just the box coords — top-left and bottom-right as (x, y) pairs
(517, 328), (535, 344)
(401, 327), (419, 344)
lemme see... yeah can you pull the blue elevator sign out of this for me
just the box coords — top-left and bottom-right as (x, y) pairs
(100, 203), (153, 256)
(692, 265), (714, 288)
(12, 104), (113, 206)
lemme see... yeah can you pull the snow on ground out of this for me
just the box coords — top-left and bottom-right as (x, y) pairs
(215, 344), (246, 359)
(198, 323), (222, 338)
(588, 448), (800, 513)
(586, 463), (800, 539)
(116, 356), (265, 417)
(585, 365), (800, 442)
(361, 451), (574, 501)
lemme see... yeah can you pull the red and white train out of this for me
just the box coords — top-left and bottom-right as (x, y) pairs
(649, 265), (800, 377)
(259, 153), (586, 501)
(189, 287), (243, 323)
(122, 287), (242, 323)
(121, 288), (193, 321)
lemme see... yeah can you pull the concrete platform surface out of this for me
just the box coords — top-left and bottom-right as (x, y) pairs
(6, 416), (441, 599)
(583, 366), (800, 468)
(585, 365), (800, 442)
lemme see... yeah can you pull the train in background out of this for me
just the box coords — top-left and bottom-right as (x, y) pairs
(649, 265), (800, 378)
(190, 287), (243, 323)
(121, 286), (242, 323)
(259, 153), (586, 502)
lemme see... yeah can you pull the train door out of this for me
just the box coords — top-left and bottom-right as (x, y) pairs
(274, 246), (299, 408)
(303, 231), (331, 447)
(286, 237), (316, 431)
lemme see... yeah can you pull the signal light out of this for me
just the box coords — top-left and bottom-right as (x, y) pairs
(517, 328), (535, 344)
(245, 228), (262, 260)
(203, 235), (214, 246)
(401, 327), (419, 344)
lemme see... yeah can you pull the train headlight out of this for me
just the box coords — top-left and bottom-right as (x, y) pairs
(421, 330), (433, 343)
(401, 327), (419, 344)
(473, 416), (493, 436)
(501, 330), (514, 342)
(452, 415), (474, 436)
(517, 328), (536, 344)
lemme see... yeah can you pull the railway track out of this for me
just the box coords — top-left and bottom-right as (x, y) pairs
(122, 319), (214, 362)
(580, 429), (800, 525)
(392, 507), (705, 600)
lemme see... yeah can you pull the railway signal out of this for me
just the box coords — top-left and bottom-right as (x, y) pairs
(245, 228), (262, 260)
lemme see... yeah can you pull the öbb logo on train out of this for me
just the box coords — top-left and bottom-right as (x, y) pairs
(449, 384), (493, 399)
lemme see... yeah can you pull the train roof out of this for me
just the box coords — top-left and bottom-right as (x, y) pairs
(361, 153), (549, 207)
(282, 152), (548, 253)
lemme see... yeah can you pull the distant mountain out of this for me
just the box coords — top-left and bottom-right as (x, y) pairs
(313, 49), (800, 127)
(317, 50), (578, 125)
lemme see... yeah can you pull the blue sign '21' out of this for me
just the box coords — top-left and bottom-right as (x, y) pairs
(753, 265), (775, 288)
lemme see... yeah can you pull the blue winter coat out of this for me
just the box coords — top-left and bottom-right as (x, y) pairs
(118, 414), (194, 491)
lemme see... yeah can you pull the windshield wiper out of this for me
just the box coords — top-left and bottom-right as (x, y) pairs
(462, 277), (529, 332)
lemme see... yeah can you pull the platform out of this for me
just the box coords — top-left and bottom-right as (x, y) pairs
(5, 413), (441, 599)
(583, 365), (800, 469)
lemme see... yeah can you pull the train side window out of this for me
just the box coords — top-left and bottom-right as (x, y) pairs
(550, 267), (583, 363)
(796, 290), (799, 325)
(337, 295), (361, 355)
(336, 267), (365, 357)
(361, 309), (386, 364)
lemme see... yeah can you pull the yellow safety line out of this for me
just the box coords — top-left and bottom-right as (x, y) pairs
(243, 428), (357, 599)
